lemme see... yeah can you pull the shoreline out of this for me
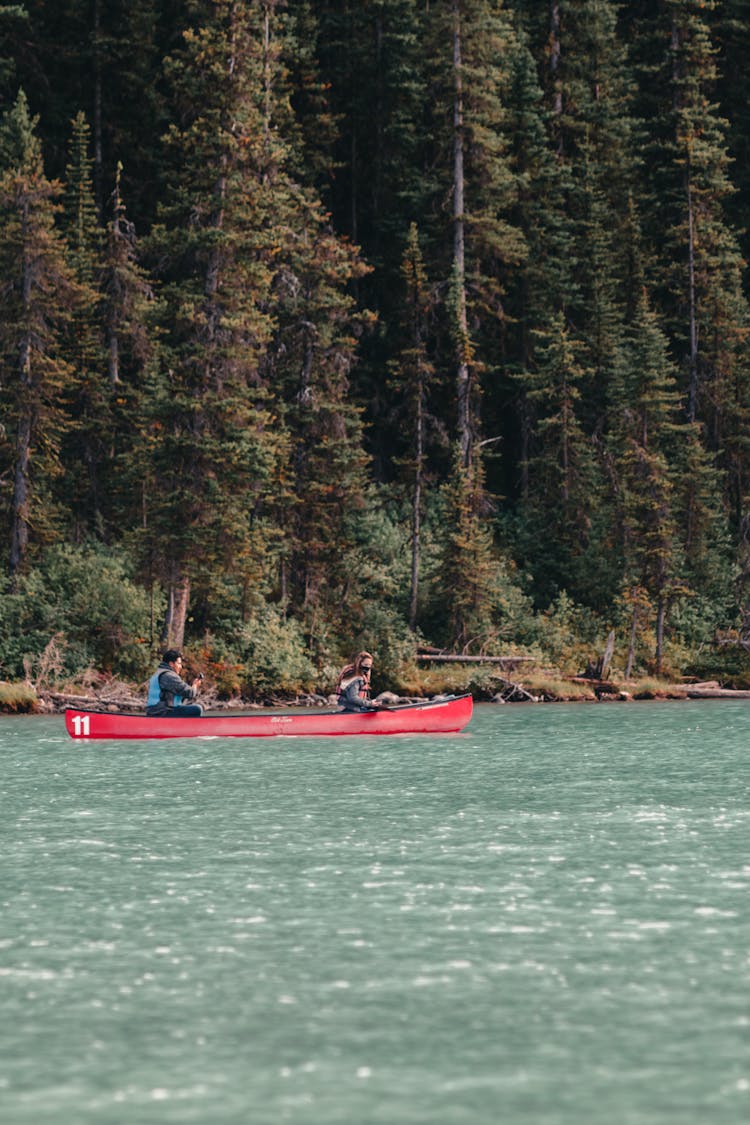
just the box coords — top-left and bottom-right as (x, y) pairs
(3, 677), (750, 716)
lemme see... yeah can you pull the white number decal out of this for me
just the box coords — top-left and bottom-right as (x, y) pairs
(71, 714), (90, 737)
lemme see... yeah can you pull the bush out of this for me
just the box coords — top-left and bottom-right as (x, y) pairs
(534, 591), (605, 674)
(0, 543), (157, 682)
(341, 603), (419, 692)
(0, 681), (39, 712)
(238, 607), (317, 696)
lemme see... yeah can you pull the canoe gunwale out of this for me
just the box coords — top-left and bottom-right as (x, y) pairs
(64, 694), (473, 740)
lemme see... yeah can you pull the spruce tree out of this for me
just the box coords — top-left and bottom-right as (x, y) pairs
(609, 290), (684, 670)
(142, 0), (284, 647)
(387, 223), (438, 631)
(516, 311), (603, 606)
(633, 0), (750, 441)
(59, 110), (110, 536)
(0, 91), (82, 576)
(250, 2), (374, 649)
(0, 4), (28, 95)
(144, 0), (371, 651)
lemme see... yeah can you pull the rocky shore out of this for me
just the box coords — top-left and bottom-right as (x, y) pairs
(3, 676), (750, 716)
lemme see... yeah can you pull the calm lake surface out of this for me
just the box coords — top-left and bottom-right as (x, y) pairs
(1, 701), (749, 1124)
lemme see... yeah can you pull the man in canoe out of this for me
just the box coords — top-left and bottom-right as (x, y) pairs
(336, 651), (382, 712)
(146, 649), (204, 718)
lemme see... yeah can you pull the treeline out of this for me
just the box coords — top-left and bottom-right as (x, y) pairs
(2, 0), (750, 691)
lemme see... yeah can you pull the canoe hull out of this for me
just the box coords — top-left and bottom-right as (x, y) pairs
(64, 694), (473, 740)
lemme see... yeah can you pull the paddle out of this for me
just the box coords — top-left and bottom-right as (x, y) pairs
(372, 694), (456, 712)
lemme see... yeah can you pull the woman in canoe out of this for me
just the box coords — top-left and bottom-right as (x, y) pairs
(336, 651), (380, 712)
(146, 649), (204, 717)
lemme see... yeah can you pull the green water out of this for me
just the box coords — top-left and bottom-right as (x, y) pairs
(1, 701), (749, 1124)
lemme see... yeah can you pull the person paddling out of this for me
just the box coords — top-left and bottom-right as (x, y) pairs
(146, 649), (204, 718)
(336, 651), (380, 712)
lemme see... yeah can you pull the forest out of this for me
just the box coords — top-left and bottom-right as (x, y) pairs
(3, 0), (750, 699)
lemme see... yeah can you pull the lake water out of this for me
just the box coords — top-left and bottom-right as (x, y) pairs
(1, 701), (749, 1124)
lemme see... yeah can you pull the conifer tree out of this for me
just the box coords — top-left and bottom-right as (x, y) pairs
(633, 1), (750, 448)
(92, 162), (157, 538)
(436, 451), (503, 651)
(387, 223), (438, 630)
(101, 162), (154, 390)
(144, 0), (371, 651)
(248, 2), (374, 648)
(609, 291), (684, 670)
(308, 0), (435, 479)
(516, 312), (603, 605)
(60, 110), (110, 535)
(142, 0), (285, 647)
(0, 91), (82, 577)
(0, 4), (28, 94)
(430, 0), (525, 467)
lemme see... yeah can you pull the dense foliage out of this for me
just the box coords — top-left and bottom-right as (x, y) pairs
(2, 0), (750, 689)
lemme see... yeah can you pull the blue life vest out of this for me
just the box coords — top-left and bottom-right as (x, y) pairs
(147, 670), (182, 709)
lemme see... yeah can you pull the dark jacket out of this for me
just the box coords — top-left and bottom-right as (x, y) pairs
(338, 674), (377, 712)
(146, 662), (198, 716)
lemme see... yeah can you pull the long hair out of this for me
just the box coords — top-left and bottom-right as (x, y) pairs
(336, 651), (373, 692)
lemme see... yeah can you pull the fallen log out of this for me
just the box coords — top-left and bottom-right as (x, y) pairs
(416, 654), (534, 665)
(686, 687), (750, 699)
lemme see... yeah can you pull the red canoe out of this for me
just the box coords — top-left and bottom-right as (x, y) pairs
(64, 694), (473, 740)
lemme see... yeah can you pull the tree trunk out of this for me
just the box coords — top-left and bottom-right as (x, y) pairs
(108, 330), (119, 385)
(409, 379), (424, 631)
(671, 16), (699, 422)
(162, 574), (191, 651)
(686, 150), (699, 422)
(550, 1), (563, 153)
(93, 0), (103, 215)
(452, 0), (471, 468)
(9, 406), (32, 579)
(625, 607), (638, 679)
(10, 199), (34, 578)
(655, 595), (666, 673)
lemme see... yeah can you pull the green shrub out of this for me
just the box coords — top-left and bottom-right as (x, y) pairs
(684, 643), (750, 688)
(0, 543), (157, 683)
(0, 682), (39, 712)
(342, 603), (418, 691)
(238, 607), (317, 696)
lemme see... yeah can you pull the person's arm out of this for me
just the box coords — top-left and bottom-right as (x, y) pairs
(160, 669), (198, 701)
(339, 676), (375, 710)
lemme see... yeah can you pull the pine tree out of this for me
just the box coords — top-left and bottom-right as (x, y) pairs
(387, 223), (438, 630)
(436, 452), (503, 651)
(0, 91), (82, 577)
(427, 0), (525, 467)
(144, 0), (371, 652)
(633, 0), (750, 441)
(609, 290), (684, 670)
(59, 110), (110, 535)
(101, 162), (154, 390)
(10, 0), (168, 229)
(142, 0), (285, 648)
(502, 27), (563, 500)
(0, 4), (28, 95)
(250, 2), (374, 648)
(516, 311), (604, 606)
(309, 0), (435, 479)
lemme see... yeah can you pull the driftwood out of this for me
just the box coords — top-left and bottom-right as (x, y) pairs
(583, 629), (615, 680)
(42, 690), (143, 713)
(492, 677), (538, 703)
(686, 685), (750, 699)
(416, 653), (534, 666)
